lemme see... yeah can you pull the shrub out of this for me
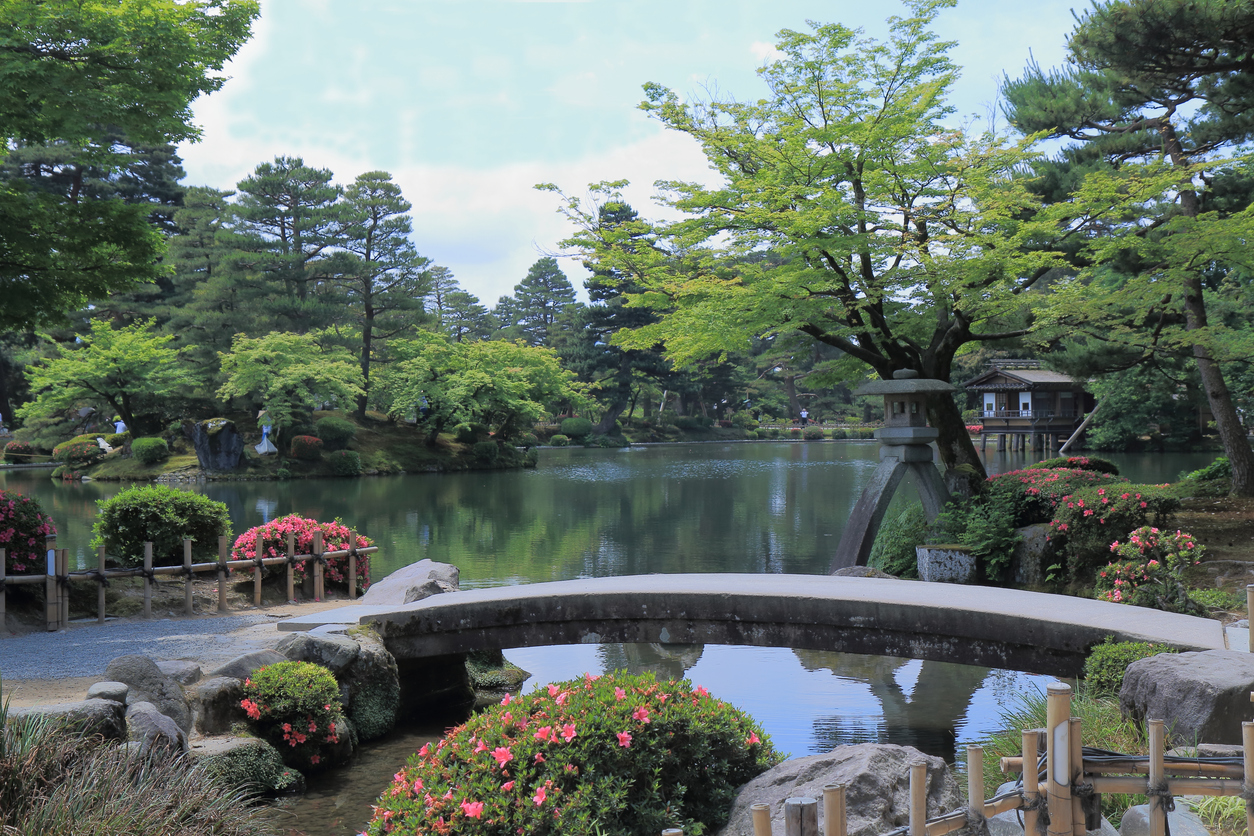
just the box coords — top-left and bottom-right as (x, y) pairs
(803, 426), (825, 440)
(929, 492), (1022, 582)
(1048, 485), (1179, 580)
(472, 440), (499, 462)
(829, 428), (847, 439)
(1184, 456), (1231, 482)
(455, 422), (489, 444)
(289, 435), (323, 460)
(327, 449), (362, 476)
(673, 415), (704, 431)
(868, 503), (926, 578)
(314, 416), (356, 451)
(548, 434), (570, 447)
(104, 431), (131, 448)
(560, 417), (593, 439)
(744, 430), (759, 440)
(1083, 638), (1177, 696)
(240, 662), (347, 770)
(1094, 526), (1203, 614)
(1035, 455), (1120, 475)
(91, 485), (231, 567)
(0, 490), (56, 575)
(1190, 586), (1245, 612)
(2, 440), (34, 463)
(517, 433), (540, 447)
(789, 428), (802, 438)
(130, 437), (169, 465)
(364, 671), (781, 836)
(859, 428), (877, 439)
(51, 439), (103, 466)
(729, 411), (759, 430)
(985, 467), (1128, 527)
(231, 515), (373, 593)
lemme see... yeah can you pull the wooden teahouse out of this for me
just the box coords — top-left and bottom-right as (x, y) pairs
(962, 360), (1095, 453)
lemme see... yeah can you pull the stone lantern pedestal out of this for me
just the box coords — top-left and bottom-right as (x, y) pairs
(830, 371), (957, 572)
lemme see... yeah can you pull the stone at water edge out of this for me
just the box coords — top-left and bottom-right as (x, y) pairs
(126, 701), (187, 755)
(334, 629), (401, 742)
(1119, 804), (1208, 836)
(208, 649), (287, 682)
(276, 632), (360, 676)
(188, 735), (306, 795)
(1119, 650), (1254, 744)
(358, 558), (459, 606)
(188, 417), (245, 471)
(715, 743), (961, 836)
(191, 676), (244, 736)
(6, 699), (126, 741)
(104, 654), (193, 734)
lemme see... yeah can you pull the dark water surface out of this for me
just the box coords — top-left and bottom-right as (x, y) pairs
(0, 443), (1219, 836)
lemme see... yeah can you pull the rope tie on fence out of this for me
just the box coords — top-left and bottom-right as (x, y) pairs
(966, 808), (991, 836)
(0, 576), (6, 592)
(286, 552), (298, 567)
(254, 556), (265, 571)
(90, 569), (109, 588)
(182, 565), (196, 579)
(313, 553), (328, 567)
(1018, 793), (1049, 836)
(1071, 780), (1095, 799)
(140, 568), (156, 583)
(1146, 779), (1175, 836)
(56, 573), (70, 591)
(1240, 784), (1254, 805)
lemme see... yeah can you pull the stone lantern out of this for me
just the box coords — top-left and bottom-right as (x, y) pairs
(831, 370), (957, 572)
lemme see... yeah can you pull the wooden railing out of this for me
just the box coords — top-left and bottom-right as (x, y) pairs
(0, 532), (378, 632)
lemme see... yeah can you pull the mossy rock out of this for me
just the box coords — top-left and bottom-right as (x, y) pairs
(466, 649), (531, 707)
(197, 736), (306, 796)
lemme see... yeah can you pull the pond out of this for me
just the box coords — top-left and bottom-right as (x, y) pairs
(0, 443), (1220, 835)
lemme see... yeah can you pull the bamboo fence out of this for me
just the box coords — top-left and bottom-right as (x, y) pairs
(656, 681), (1254, 836)
(0, 532), (378, 631)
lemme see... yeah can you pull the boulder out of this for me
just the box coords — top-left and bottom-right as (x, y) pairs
(126, 701), (187, 755)
(189, 418), (244, 471)
(86, 681), (129, 703)
(104, 654), (192, 734)
(188, 735), (306, 795)
(834, 566), (897, 579)
(1120, 650), (1254, 743)
(716, 744), (961, 836)
(337, 628), (401, 742)
(191, 676), (245, 735)
(915, 546), (976, 584)
(156, 660), (203, 686)
(1011, 524), (1053, 586)
(359, 559), (459, 606)
(277, 632), (360, 675)
(1119, 804), (1208, 836)
(209, 649), (287, 682)
(6, 699), (125, 741)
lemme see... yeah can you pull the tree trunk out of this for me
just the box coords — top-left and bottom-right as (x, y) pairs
(356, 304), (374, 420)
(784, 375), (801, 420)
(927, 393), (986, 498)
(595, 401), (627, 435)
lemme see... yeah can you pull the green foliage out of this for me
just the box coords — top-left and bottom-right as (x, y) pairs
(1083, 639), (1177, 696)
(454, 422), (488, 444)
(803, 426), (825, 440)
(729, 411), (758, 430)
(1049, 485), (1179, 580)
(130, 437), (169, 465)
(364, 671), (781, 836)
(930, 493), (1022, 582)
(288, 435), (323, 461)
(1095, 527), (1203, 614)
(744, 430), (759, 440)
(314, 417), (356, 451)
(327, 450), (362, 477)
(90, 484), (231, 567)
(1185, 794), (1249, 835)
(549, 434), (570, 447)
(104, 432), (130, 448)
(560, 417), (593, 439)
(516, 433), (540, 447)
(829, 428), (847, 439)
(1035, 456), (1119, 475)
(51, 439), (103, 466)
(1190, 587), (1245, 613)
(201, 739), (305, 797)
(0, 489), (56, 575)
(674, 416), (704, 431)
(1185, 457), (1232, 482)
(472, 441), (500, 462)
(231, 515), (373, 593)
(868, 503), (927, 578)
(239, 662), (346, 770)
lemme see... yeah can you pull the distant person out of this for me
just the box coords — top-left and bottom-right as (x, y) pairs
(799, 408), (809, 426)
(113, 418), (127, 434)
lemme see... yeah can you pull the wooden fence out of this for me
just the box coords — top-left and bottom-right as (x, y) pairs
(657, 682), (1254, 836)
(0, 532), (378, 632)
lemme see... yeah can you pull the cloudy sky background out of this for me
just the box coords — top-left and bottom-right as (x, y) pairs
(178, 0), (1081, 306)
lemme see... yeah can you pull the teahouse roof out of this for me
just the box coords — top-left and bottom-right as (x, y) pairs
(962, 363), (1081, 392)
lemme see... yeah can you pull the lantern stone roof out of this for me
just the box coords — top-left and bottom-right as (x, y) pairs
(854, 370), (960, 396)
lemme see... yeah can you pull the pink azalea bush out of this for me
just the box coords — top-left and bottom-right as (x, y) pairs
(1094, 526), (1203, 613)
(1048, 485), (1179, 581)
(240, 661), (347, 770)
(1, 440), (34, 463)
(985, 467), (1127, 527)
(231, 514), (372, 593)
(0, 489), (56, 574)
(364, 671), (781, 836)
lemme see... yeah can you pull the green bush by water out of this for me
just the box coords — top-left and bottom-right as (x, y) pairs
(549, 434), (570, 447)
(289, 434), (323, 460)
(327, 449), (362, 476)
(315, 416), (357, 450)
(130, 437), (169, 465)
(1035, 455), (1120, 475)
(561, 417), (593, 439)
(1083, 638), (1177, 696)
(868, 504), (927, 578)
(240, 661), (347, 770)
(91, 484), (231, 567)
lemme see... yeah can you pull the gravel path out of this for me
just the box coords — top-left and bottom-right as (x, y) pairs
(0, 613), (286, 680)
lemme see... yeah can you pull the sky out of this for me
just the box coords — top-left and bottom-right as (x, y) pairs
(178, 0), (1083, 306)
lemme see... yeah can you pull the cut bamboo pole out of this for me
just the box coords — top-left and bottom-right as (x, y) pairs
(968, 745), (984, 826)
(253, 536), (263, 606)
(57, 549), (68, 626)
(217, 536), (229, 613)
(1243, 722), (1254, 836)
(1001, 757), (1243, 779)
(143, 542), (153, 617)
(0, 548), (6, 624)
(910, 762), (928, 836)
(785, 797), (818, 836)
(751, 802), (772, 836)
(286, 531), (295, 603)
(44, 537), (57, 631)
(823, 785), (846, 836)
(662, 830), (683, 836)
(97, 544), (107, 623)
(182, 539), (193, 615)
(1070, 717), (1085, 836)
(1149, 720), (1166, 836)
(1023, 729), (1040, 836)
(1088, 776), (1243, 795)
(312, 530), (324, 601)
(1248, 585), (1253, 653)
(348, 528), (357, 600)
(1046, 682), (1073, 836)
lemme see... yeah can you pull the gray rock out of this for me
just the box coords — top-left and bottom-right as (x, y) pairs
(6, 699), (126, 741)
(1011, 524), (1053, 586)
(338, 628), (400, 742)
(915, 546), (976, 584)
(208, 649), (287, 682)
(156, 660), (202, 685)
(86, 681), (129, 703)
(191, 676), (244, 735)
(1120, 650), (1254, 744)
(126, 701), (187, 755)
(716, 743), (961, 836)
(1118, 804), (1207, 836)
(277, 633), (360, 675)
(834, 566), (897, 579)
(1166, 743), (1244, 758)
(188, 735), (306, 795)
(190, 418), (244, 471)
(359, 559), (459, 605)
(104, 654), (192, 734)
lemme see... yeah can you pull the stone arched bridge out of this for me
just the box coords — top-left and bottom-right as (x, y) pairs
(279, 574), (1231, 678)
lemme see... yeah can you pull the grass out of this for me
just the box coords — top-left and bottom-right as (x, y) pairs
(1185, 795), (1248, 836)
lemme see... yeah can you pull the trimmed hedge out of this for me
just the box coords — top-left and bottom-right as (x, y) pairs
(803, 426), (825, 440)
(1083, 638), (1177, 696)
(1048, 484), (1179, 581)
(327, 450), (362, 476)
(314, 417), (356, 451)
(51, 439), (104, 466)
(549, 434), (570, 447)
(131, 437), (169, 465)
(91, 485), (232, 567)
(560, 416), (594, 438)
(1035, 455), (1120, 475)
(1, 440), (34, 463)
(289, 435), (323, 460)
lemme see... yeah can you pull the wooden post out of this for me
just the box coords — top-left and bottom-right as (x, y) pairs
(44, 537), (57, 632)
(57, 549), (68, 627)
(1248, 585), (1253, 653)
(1046, 682), (1073, 836)
(286, 530), (295, 603)
(1148, 720), (1166, 836)
(253, 536), (263, 607)
(823, 785), (846, 836)
(785, 797), (818, 836)
(1070, 717), (1085, 836)
(143, 542), (153, 618)
(751, 803), (772, 836)
(312, 529), (324, 602)
(0, 548), (6, 625)
(348, 527), (358, 600)
(183, 538), (193, 616)
(1022, 729), (1040, 836)
(661, 830), (684, 836)
(910, 763), (927, 836)
(97, 544), (107, 623)
(968, 745), (984, 825)
(1242, 722), (1254, 836)
(217, 535), (229, 613)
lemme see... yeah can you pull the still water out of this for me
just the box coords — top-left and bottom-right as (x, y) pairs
(0, 443), (1219, 835)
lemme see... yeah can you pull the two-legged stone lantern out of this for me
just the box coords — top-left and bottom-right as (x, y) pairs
(830, 370), (957, 572)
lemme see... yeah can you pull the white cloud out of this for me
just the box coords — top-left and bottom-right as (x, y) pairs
(749, 40), (783, 63)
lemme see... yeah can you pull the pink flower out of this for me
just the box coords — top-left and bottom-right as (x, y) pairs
(617, 731), (632, 747)
(746, 732), (760, 745)
(500, 693), (513, 706)
(614, 687), (626, 701)
(503, 780), (515, 790)
(561, 724), (577, 742)
(492, 747), (513, 766)
(309, 754), (321, 765)
(633, 706), (651, 723)
(461, 800), (484, 819)
(533, 787), (547, 806)
(547, 684), (560, 697)
(475, 739), (488, 753)
(534, 725), (553, 741)
(695, 686), (709, 697)
(535, 752), (546, 763)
